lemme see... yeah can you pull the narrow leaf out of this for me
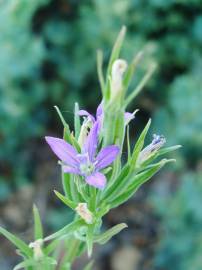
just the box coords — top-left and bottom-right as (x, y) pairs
(101, 164), (130, 202)
(44, 239), (60, 255)
(123, 51), (144, 93)
(84, 260), (94, 270)
(130, 119), (151, 169)
(54, 190), (77, 210)
(94, 223), (127, 245)
(0, 227), (32, 257)
(157, 145), (182, 156)
(62, 170), (72, 199)
(86, 225), (94, 257)
(14, 259), (35, 270)
(107, 26), (126, 77)
(127, 125), (131, 160)
(109, 159), (168, 208)
(125, 63), (157, 107)
(140, 145), (181, 168)
(74, 102), (81, 139)
(33, 204), (43, 240)
(54, 106), (71, 140)
(97, 49), (105, 94)
(44, 219), (84, 242)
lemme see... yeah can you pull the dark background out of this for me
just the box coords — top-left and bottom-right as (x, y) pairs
(0, 0), (202, 269)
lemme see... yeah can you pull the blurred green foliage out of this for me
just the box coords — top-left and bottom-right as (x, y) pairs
(0, 1), (202, 268)
(0, 0), (201, 194)
(152, 70), (202, 166)
(152, 172), (202, 270)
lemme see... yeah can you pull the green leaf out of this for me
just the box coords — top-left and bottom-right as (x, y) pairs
(44, 239), (60, 255)
(105, 26), (126, 101)
(140, 145), (181, 168)
(125, 63), (157, 107)
(109, 159), (170, 208)
(127, 125), (131, 160)
(0, 227), (32, 257)
(157, 145), (182, 156)
(86, 225), (94, 257)
(70, 132), (81, 152)
(130, 119), (151, 169)
(97, 49), (105, 94)
(44, 219), (85, 242)
(54, 190), (77, 210)
(62, 170), (72, 199)
(84, 260), (94, 270)
(101, 164), (130, 202)
(42, 257), (57, 266)
(94, 223), (127, 245)
(123, 51), (143, 94)
(33, 204), (43, 240)
(14, 259), (35, 270)
(107, 26), (126, 77)
(54, 106), (71, 142)
(74, 102), (81, 139)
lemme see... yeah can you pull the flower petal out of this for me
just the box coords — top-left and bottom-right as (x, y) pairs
(62, 165), (81, 175)
(85, 172), (106, 190)
(95, 145), (120, 170)
(45, 136), (79, 167)
(83, 121), (99, 162)
(96, 102), (103, 118)
(78, 110), (95, 122)
(124, 112), (135, 125)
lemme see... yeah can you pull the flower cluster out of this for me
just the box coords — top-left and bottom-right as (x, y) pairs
(45, 119), (120, 190)
(0, 26), (180, 270)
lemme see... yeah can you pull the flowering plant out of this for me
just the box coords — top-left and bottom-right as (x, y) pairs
(0, 26), (180, 270)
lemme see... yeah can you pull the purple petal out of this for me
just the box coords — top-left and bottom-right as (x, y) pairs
(95, 145), (120, 170)
(124, 112), (135, 125)
(45, 136), (79, 167)
(96, 103), (103, 118)
(83, 121), (99, 162)
(85, 172), (106, 190)
(78, 110), (95, 122)
(63, 166), (81, 175)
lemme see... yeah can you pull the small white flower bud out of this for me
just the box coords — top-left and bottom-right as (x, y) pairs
(29, 239), (43, 260)
(137, 134), (166, 165)
(111, 59), (128, 99)
(76, 203), (93, 224)
(78, 118), (93, 148)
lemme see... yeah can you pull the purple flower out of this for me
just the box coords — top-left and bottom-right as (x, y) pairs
(137, 134), (166, 165)
(78, 103), (103, 124)
(45, 121), (119, 190)
(78, 103), (136, 126)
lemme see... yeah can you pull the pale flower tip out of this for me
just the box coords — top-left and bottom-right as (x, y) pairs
(150, 62), (158, 72)
(121, 25), (127, 34)
(29, 239), (43, 260)
(76, 203), (93, 224)
(112, 59), (128, 76)
(45, 135), (52, 141)
(111, 59), (128, 97)
(133, 51), (144, 65)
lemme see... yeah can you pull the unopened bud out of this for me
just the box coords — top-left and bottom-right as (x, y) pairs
(29, 239), (43, 260)
(137, 134), (166, 165)
(78, 118), (93, 148)
(76, 203), (93, 224)
(111, 59), (128, 99)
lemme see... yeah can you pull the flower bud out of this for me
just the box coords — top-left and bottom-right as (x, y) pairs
(78, 118), (93, 148)
(111, 59), (128, 100)
(137, 134), (166, 165)
(29, 239), (43, 260)
(76, 203), (93, 224)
